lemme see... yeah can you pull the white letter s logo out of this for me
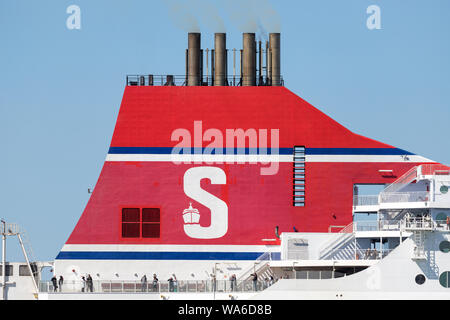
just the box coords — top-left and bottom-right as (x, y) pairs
(183, 167), (228, 239)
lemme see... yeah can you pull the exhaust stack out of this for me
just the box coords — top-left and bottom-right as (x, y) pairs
(214, 33), (227, 86)
(258, 41), (263, 85)
(242, 33), (256, 86)
(187, 33), (201, 86)
(269, 33), (281, 86)
(182, 32), (281, 87)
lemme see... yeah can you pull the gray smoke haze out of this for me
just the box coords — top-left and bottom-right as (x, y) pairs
(164, 0), (200, 32)
(164, 0), (225, 33)
(193, 0), (226, 33)
(220, 0), (280, 38)
(164, 0), (280, 36)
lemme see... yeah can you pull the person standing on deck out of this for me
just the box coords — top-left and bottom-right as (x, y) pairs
(81, 276), (86, 292)
(58, 276), (64, 292)
(51, 276), (58, 292)
(87, 274), (93, 292)
(152, 274), (159, 292)
(141, 274), (148, 292)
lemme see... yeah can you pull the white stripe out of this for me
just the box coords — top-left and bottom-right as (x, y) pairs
(305, 155), (434, 163)
(105, 154), (434, 163)
(60, 244), (279, 252)
(106, 154), (287, 163)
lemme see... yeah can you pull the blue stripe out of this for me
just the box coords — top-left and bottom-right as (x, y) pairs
(306, 148), (414, 156)
(56, 251), (281, 261)
(108, 147), (413, 156)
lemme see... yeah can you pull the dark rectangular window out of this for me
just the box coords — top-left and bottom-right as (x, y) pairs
(122, 208), (140, 238)
(19, 265), (30, 276)
(121, 208), (161, 239)
(122, 223), (140, 238)
(142, 223), (160, 238)
(293, 146), (305, 206)
(142, 208), (160, 238)
(142, 208), (160, 223)
(0, 265), (13, 276)
(19, 264), (37, 276)
(122, 208), (140, 222)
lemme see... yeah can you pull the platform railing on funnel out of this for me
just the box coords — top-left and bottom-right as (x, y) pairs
(126, 75), (284, 87)
(419, 164), (450, 176)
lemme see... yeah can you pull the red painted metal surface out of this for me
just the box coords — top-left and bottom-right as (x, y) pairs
(110, 86), (392, 149)
(65, 86), (435, 245)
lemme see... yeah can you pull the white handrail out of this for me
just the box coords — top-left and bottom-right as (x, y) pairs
(382, 166), (418, 194)
(236, 252), (273, 281)
(40, 279), (278, 294)
(322, 248), (393, 261)
(401, 216), (434, 231)
(380, 191), (429, 203)
(319, 222), (354, 259)
(353, 195), (379, 206)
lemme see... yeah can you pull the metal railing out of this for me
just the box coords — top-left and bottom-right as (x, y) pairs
(401, 216), (434, 231)
(40, 279), (278, 294)
(3, 223), (20, 235)
(295, 270), (341, 280)
(237, 252), (274, 281)
(319, 222), (354, 259)
(380, 164), (450, 197)
(353, 195), (379, 206)
(345, 218), (446, 233)
(353, 221), (379, 232)
(354, 192), (431, 206)
(420, 164), (450, 176)
(399, 217), (450, 232)
(380, 191), (429, 203)
(353, 220), (402, 232)
(126, 75), (284, 87)
(322, 248), (393, 261)
(435, 219), (450, 230)
(382, 166), (418, 194)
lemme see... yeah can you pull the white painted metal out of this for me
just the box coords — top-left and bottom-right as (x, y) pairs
(252, 233), (450, 300)
(17, 234), (39, 294)
(1, 219), (5, 300)
(8, 164), (450, 299)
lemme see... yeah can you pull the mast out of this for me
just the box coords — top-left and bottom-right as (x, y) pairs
(1, 219), (5, 300)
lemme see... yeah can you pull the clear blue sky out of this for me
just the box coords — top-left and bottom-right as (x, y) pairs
(1, 0), (449, 261)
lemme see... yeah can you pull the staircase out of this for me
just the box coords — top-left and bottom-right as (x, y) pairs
(381, 166), (418, 195)
(401, 216), (434, 260)
(428, 247), (439, 277)
(252, 263), (274, 282)
(319, 223), (355, 259)
(412, 230), (426, 260)
(378, 209), (410, 230)
(383, 209), (407, 221)
(237, 252), (274, 281)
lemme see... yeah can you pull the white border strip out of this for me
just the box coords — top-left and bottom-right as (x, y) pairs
(61, 244), (279, 252)
(105, 154), (434, 163)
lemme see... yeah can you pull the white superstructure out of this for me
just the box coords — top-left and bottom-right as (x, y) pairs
(4, 164), (450, 300)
